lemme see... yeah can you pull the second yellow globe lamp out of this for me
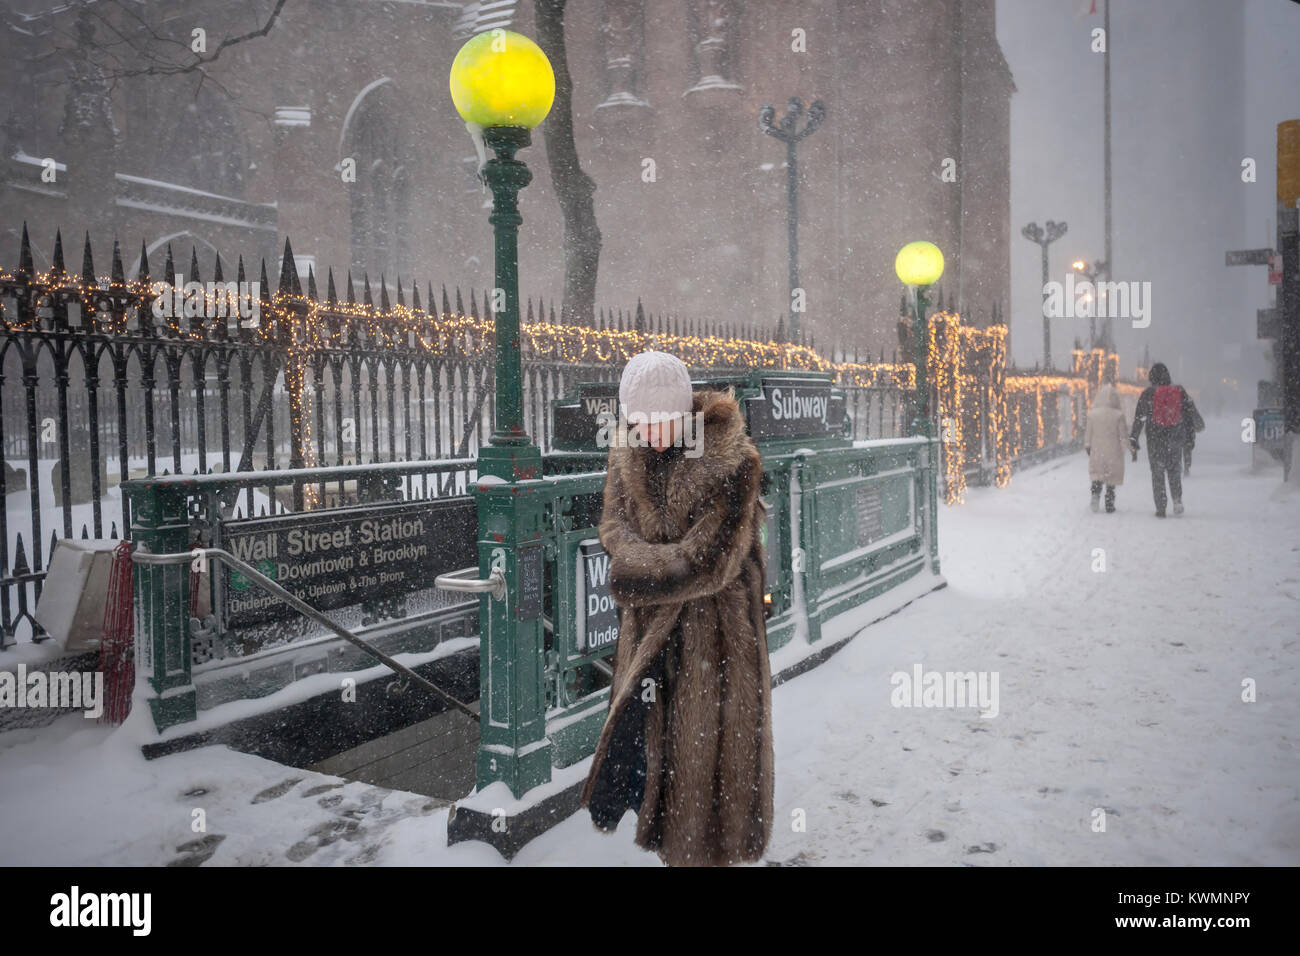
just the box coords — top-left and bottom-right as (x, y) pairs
(894, 240), (945, 288)
(895, 241), (944, 438)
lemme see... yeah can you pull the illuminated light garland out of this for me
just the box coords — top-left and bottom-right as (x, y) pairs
(0, 272), (879, 377)
(923, 312), (1011, 500)
(927, 311), (967, 504)
(1035, 387), (1045, 450)
(1, 274), (1141, 508)
(989, 329), (1012, 487)
(912, 311), (1139, 499)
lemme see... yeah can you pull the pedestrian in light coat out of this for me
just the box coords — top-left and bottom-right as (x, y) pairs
(1084, 384), (1129, 513)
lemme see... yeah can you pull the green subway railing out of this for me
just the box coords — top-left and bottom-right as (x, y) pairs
(124, 372), (943, 815)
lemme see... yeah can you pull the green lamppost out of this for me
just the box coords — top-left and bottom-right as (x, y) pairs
(895, 241), (945, 437)
(450, 29), (555, 480)
(449, 30), (555, 797)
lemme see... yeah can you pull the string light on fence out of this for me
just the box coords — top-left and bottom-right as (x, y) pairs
(1, 268), (1133, 507)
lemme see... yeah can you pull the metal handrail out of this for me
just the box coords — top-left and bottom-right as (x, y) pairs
(434, 566), (506, 601)
(132, 545), (479, 722)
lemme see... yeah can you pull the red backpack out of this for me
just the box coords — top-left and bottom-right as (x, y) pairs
(1152, 385), (1183, 427)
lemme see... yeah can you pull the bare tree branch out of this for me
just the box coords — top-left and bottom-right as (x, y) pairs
(535, 0), (602, 326)
(35, 0), (283, 118)
(42, 0), (289, 86)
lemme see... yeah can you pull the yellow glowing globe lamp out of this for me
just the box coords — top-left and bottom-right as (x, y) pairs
(895, 241), (945, 287)
(449, 30), (555, 129)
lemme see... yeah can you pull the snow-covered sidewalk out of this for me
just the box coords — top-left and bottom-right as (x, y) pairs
(760, 417), (1300, 866)
(1, 415), (1295, 865)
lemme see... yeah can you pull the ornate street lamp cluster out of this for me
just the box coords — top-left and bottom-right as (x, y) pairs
(1020, 219), (1069, 369)
(758, 97), (827, 345)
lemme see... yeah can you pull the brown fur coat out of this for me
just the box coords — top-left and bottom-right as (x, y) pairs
(579, 389), (775, 866)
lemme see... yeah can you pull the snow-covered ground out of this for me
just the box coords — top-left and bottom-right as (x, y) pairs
(1, 413), (1296, 865)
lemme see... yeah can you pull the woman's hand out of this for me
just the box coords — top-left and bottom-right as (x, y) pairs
(609, 546), (692, 601)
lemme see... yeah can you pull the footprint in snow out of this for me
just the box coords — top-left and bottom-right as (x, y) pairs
(252, 777), (303, 804)
(301, 783), (346, 797)
(286, 818), (363, 862)
(167, 833), (225, 867)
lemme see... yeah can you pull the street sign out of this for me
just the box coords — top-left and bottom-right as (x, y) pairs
(1269, 253), (1283, 285)
(743, 375), (847, 440)
(220, 498), (476, 627)
(551, 371), (849, 450)
(1254, 408), (1285, 460)
(853, 482), (887, 548)
(1258, 308), (1280, 339)
(1259, 380), (1283, 408)
(1225, 248), (1274, 267)
(551, 382), (620, 451)
(577, 540), (618, 652)
(517, 545), (544, 620)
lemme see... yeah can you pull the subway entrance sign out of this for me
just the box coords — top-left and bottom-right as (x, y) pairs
(577, 540), (618, 652)
(742, 372), (848, 442)
(550, 369), (851, 452)
(220, 498), (476, 627)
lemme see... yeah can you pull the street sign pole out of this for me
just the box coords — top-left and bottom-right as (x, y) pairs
(1278, 119), (1300, 478)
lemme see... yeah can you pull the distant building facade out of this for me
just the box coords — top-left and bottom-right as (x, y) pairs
(0, 0), (1013, 352)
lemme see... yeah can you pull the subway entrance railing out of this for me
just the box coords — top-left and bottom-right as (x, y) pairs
(122, 369), (943, 850)
(120, 459), (483, 732)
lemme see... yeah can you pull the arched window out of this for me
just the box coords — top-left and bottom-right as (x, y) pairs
(342, 80), (411, 283)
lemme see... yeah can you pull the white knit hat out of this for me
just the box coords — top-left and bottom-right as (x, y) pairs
(618, 351), (693, 421)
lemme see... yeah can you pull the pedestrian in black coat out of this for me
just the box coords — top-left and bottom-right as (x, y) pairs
(1129, 362), (1200, 517)
(1182, 391), (1206, 475)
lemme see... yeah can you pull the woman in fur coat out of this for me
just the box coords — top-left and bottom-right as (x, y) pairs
(580, 351), (775, 866)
